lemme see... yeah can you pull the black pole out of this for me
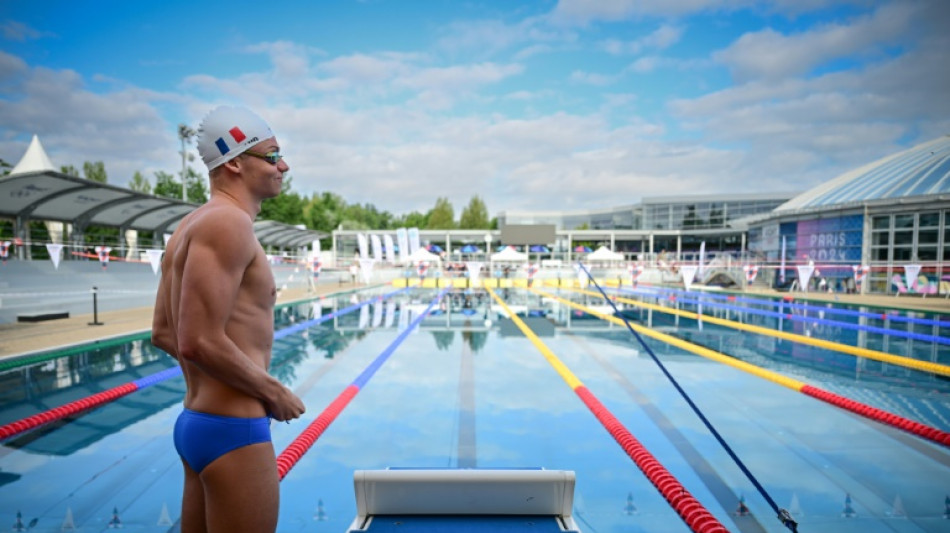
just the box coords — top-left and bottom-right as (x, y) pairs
(88, 286), (104, 326)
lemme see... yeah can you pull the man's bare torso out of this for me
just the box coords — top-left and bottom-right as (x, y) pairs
(159, 201), (277, 418)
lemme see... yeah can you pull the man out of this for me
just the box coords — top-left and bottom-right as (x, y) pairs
(151, 105), (306, 533)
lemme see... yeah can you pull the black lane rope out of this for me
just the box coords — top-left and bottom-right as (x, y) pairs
(578, 263), (798, 533)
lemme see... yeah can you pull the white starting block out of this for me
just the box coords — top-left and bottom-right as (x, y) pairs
(346, 468), (580, 532)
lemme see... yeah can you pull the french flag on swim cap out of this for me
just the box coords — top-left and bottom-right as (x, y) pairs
(197, 106), (274, 170)
(215, 127), (248, 156)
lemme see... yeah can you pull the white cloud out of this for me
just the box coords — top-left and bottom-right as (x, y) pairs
(713, 1), (918, 82)
(603, 24), (684, 55)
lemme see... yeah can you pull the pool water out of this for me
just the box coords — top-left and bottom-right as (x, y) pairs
(1, 286), (949, 532)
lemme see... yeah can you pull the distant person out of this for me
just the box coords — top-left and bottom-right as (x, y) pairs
(151, 105), (306, 533)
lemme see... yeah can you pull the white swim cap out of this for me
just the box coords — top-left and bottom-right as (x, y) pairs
(197, 106), (275, 170)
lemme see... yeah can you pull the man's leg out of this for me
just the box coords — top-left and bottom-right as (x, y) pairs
(201, 442), (279, 533)
(180, 461), (207, 533)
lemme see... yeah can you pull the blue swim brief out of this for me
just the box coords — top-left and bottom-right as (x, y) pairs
(174, 408), (272, 473)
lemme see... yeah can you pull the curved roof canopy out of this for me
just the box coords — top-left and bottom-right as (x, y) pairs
(777, 135), (950, 211)
(1, 135), (324, 248)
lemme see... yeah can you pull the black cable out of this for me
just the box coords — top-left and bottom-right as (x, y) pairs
(578, 263), (798, 532)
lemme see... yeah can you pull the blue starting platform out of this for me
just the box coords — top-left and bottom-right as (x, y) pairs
(346, 468), (580, 532)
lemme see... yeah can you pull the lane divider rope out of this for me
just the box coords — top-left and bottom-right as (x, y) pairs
(485, 286), (729, 533)
(571, 267), (799, 532)
(621, 285), (950, 346)
(532, 287), (950, 449)
(0, 289), (407, 442)
(567, 286), (950, 378)
(276, 289), (448, 479)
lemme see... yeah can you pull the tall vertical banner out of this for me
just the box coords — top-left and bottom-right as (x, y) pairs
(698, 241), (706, 278)
(680, 265), (698, 291)
(46, 243), (64, 270)
(370, 234), (383, 263)
(384, 234), (396, 264)
(780, 236), (787, 283)
(357, 233), (369, 259)
(396, 228), (409, 264)
(408, 227), (421, 255)
(465, 262), (483, 283)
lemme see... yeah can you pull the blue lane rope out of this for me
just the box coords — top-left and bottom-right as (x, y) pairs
(626, 284), (950, 328)
(579, 264), (798, 532)
(618, 285), (950, 346)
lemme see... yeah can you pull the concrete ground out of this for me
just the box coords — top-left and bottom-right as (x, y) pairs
(0, 283), (359, 360)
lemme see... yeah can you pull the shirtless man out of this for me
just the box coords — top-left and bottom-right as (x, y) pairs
(151, 105), (306, 533)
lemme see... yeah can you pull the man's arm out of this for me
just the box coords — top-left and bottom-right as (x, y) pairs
(175, 210), (303, 420)
(151, 255), (178, 359)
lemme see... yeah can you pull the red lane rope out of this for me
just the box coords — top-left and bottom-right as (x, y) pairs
(0, 383), (139, 440)
(575, 386), (729, 533)
(276, 385), (359, 479)
(801, 385), (950, 445)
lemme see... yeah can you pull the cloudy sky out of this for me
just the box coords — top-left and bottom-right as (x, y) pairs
(1, 0), (948, 217)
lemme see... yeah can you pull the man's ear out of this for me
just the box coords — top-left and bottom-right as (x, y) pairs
(221, 155), (243, 174)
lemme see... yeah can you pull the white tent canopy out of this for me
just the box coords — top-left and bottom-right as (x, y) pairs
(587, 246), (624, 262)
(406, 247), (442, 263)
(490, 247), (528, 262)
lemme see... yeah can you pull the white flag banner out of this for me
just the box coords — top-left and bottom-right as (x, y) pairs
(359, 302), (370, 329)
(95, 246), (112, 266)
(396, 228), (409, 264)
(384, 234), (396, 263)
(680, 265), (698, 291)
(796, 264), (815, 292)
(163, 233), (173, 245)
(465, 261), (483, 283)
(357, 233), (369, 259)
(145, 249), (164, 275)
(398, 302), (410, 330)
(575, 263), (590, 287)
(408, 227), (421, 254)
(372, 302), (384, 328)
(385, 301), (396, 328)
(358, 258), (375, 284)
(312, 239), (321, 254)
(743, 264), (759, 283)
(46, 243), (64, 269)
(370, 234), (383, 263)
(698, 241), (706, 277)
(904, 264), (922, 291)
(780, 236), (786, 283)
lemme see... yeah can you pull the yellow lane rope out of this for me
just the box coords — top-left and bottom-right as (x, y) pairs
(555, 286), (950, 378)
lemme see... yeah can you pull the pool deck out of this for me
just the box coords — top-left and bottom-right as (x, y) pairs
(0, 283), (948, 361)
(0, 283), (360, 361)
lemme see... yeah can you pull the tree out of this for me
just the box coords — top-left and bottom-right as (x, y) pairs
(394, 211), (428, 228)
(459, 195), (489, 229)
(178, 124), (196, 202)
(83, 161), (108, 183)
(153, 171), (180, 199)
(60, 164), (80, 177)
(426, 197), (455, 229)
(260, 176), (306, 225)
(184, 167), (208, 204)
(128, 171), (152, 194)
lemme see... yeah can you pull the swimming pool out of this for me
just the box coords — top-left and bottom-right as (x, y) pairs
(1, 284), (949, 532)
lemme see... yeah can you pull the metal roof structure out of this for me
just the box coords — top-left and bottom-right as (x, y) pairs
(1, 135), (324, 249)
(776, 135), (950, 211)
